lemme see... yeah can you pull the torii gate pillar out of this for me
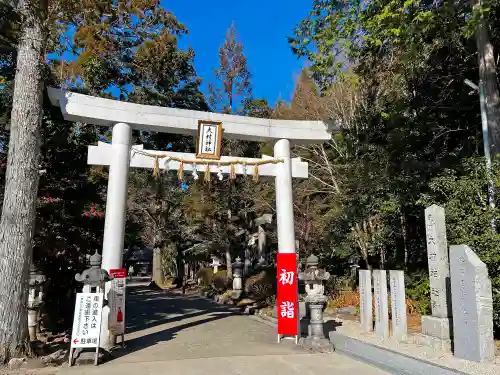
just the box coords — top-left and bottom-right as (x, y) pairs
(274, 139), (296, 255)
(101, 123), (132, 271)
(100, 122), (131, 349)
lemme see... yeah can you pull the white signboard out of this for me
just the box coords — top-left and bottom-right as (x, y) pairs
(196, 121), (222, 160)
(70, 292), (103, 348)
(109, 268), (126, 335)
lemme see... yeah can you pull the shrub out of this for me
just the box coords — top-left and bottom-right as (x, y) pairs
(196, 267), (214, 286)
(406, 274), (431, 316)
(213, 269), (230, 291)
(244, 266), (276, 301)
(325, 275), (356, 297)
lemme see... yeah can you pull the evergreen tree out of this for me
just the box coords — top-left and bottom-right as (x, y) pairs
(209, 21), (251, 114)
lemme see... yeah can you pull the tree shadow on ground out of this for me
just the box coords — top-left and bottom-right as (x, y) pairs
(111, 312), (241, 359)
(110, 285), (243, 358)
(125, 285), (241, 334)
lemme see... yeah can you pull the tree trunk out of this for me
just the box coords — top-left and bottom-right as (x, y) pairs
(360, 247), (372, 271)
(225, 249), (232, 279)
(473, 0), (500, 157)
(400, 213), (408, 268)
(472, 0), (500, 222)
(379, 247), (386, 270)
(0, 0), (47, 362)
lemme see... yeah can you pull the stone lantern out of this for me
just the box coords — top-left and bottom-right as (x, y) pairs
(75, 250), (113, 293)
(298, 254), (332, 351)
(232, 256), (244, 299)
(210, 256), (221, 274)
(28, 263), (46, 341)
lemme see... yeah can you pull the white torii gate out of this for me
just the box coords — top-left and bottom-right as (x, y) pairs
(47, 87), (333, 349)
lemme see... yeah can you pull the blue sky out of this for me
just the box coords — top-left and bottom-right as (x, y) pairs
(162, 0), (313, 106)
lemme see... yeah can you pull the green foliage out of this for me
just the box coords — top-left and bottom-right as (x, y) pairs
(196, 267), (214, 286)
(325, 275), (357, 297)
(289, 0), (500, 337)
(52, 0), (208, 110)
(243, 98), (273, 118)
(406, 275), (431, 316)
(212, 269), (230, 291)
(244, 267), (276, 301)
(419, 157), (500, 333)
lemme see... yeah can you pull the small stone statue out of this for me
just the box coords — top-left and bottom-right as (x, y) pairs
(75, 250), (113, 292)
(298, 254), (332, 352)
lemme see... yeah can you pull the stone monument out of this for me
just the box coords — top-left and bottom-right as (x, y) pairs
(359, 269), (373, 332)
(421, 205), (453, 350)
(232, 257), (244, 300)
(298, 254), (332, 352)
(27, 263), (46, 341)
(450, 245), (495, 363)
(389, 270), (407, 341)
(373, 270), (389, 338)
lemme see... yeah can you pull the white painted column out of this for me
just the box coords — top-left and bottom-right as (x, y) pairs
(100, 122), (132, 350)
(101, 123), (132, 270)
(274, 139), (296, 254)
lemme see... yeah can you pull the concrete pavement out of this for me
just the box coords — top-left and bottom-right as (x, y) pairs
(57, 286), (391, 375)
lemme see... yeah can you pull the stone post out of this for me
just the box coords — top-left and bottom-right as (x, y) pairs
(27, 263), (46, 341)
(421, 205), (453, 350)
(232, 257), (244, 299)
(450, 245), (495, 362)
(298, 254), (332, 352)
(373, 270), (389, 338)
(359, 269), (373, 332)
(389, 270), (407, 341)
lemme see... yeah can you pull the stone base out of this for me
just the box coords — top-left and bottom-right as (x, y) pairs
(329, 331), (461, 375)
(420, 315), (453, 351)
(418, 334), (452, 352)
(300, 336), (333, 353)
(231, 290), (242, 300)
(71, 348), (110, 366)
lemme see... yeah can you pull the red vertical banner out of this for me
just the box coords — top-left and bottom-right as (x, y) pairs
(277, 253), (298, 336)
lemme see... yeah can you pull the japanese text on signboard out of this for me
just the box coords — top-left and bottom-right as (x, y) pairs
(196, 121), (222, 159)
(70, 293), (103, 348)
(277, 253), (298, 336)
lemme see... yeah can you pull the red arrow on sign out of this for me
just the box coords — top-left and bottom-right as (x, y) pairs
(73, 339), (79, 344)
